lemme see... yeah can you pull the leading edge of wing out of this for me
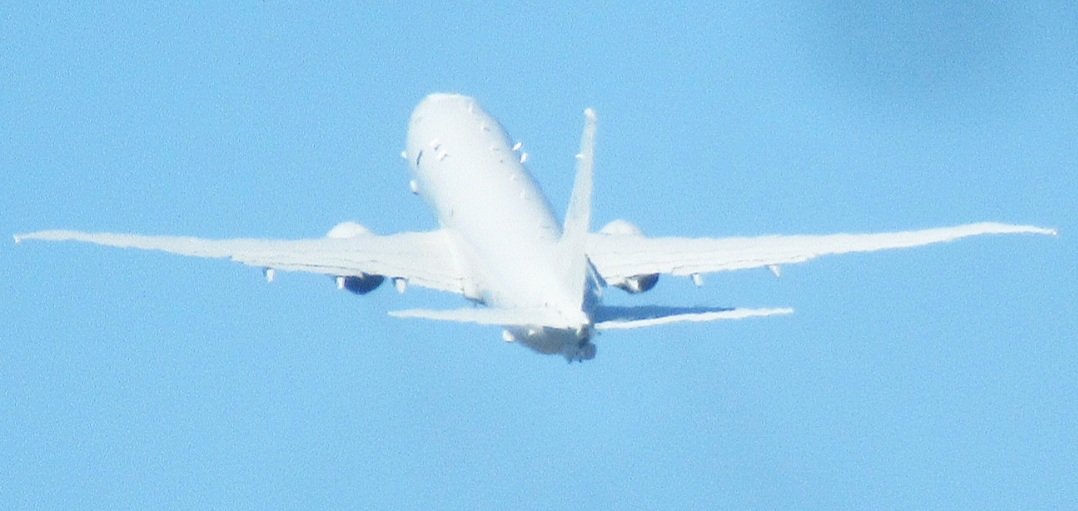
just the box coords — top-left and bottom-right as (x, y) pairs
(14, 229), (465, 294)
(587, 222), (1058, 280)
(592, 305), (794, 330)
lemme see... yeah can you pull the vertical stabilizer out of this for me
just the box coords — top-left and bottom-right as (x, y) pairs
(559, 108), (598, 311)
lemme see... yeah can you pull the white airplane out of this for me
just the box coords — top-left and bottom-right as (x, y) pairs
(16, 93), (1056, 362)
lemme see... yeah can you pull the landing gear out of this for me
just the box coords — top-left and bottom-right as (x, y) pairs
(579, 342), (597, 361)
(568, 341), (597, 363)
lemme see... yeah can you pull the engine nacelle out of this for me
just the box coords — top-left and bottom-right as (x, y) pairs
(599, 219), (645, 236)
(599, 220), (660, 294)
(338, 274), (385, 295)
(326, 221), (373, 239)
(616, 273), (660, 294)
(326, 223), (385, 294)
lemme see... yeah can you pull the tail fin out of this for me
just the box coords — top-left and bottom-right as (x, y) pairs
(559, 108), (598, 309)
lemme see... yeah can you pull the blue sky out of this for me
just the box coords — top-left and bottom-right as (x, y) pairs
(3, 3), (1075, 509)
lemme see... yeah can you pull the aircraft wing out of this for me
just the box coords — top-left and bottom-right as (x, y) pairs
(14, 229), (466, 295)
(587, 222), (1056, 284)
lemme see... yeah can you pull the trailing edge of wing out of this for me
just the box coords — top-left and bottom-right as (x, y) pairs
(14, 229), (465, 295)
(389, 307), (576, 329)
(587, 222), (1057, 282)
(592, 305), (793, 330)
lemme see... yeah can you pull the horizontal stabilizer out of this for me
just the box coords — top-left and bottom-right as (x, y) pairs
(593, 305), (793, 330)
(389, 307), (577, 329)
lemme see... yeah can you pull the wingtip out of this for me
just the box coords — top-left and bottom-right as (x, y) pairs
(1025, 225), (1059, 237)
(755, 307), (794, 317)
(975, 222), (1058, 238)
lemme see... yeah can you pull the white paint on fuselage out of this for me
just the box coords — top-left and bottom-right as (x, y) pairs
(405, 94), (593, 358)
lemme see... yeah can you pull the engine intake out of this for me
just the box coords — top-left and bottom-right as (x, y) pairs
(339, 274), (385, 295)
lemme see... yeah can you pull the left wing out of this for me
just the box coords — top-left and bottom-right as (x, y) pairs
(14, 229), (466, 295)
(587, 222), (1056, 284)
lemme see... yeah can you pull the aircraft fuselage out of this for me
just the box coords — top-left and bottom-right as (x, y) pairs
(405, 94), (595, 359)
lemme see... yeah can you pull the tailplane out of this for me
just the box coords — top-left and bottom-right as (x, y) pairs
(592, 305), (794, 330)
(389, 307), (575, 329)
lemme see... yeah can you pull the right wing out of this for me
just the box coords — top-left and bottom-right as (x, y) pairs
(587, 222), (1057, 285)
(14, 229), (467, 295)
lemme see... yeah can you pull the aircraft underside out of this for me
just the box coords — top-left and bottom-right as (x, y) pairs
(505, 326), (598, 363)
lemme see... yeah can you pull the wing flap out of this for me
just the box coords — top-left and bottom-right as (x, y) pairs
(15, 229), (465, 294)
(587, 222), (1056, 282)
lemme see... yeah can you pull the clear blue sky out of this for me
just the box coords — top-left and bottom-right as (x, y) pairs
(3, 3), (1075, 509)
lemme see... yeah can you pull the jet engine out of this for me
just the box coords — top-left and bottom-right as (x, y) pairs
(338, 274), (385, 295)
(327, 221), (386, 295)
(326, 221), (373, 239)
(599, 219), (660, 294)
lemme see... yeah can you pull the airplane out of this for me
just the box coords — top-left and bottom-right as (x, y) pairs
(15, 93), (1057, 362)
